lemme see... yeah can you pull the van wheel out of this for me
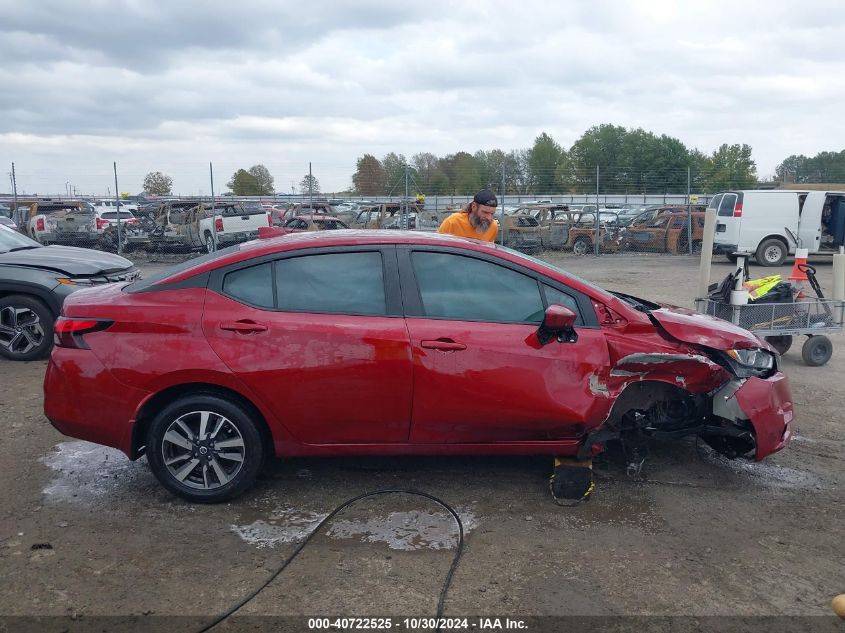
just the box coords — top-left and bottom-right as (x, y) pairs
(0, 295), (54, 361)
(145, 394), (266, 502)
(756, 238), (787, 267)
(572, 237), (591, 256)
(726, 254), (738, 263)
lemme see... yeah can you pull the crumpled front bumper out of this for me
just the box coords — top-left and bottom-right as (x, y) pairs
(713, 373), (793, 460)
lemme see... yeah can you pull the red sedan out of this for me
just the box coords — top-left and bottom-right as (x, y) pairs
(44, 231), (793, 502)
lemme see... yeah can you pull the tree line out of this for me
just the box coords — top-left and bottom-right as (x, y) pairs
(139, 124), (845, 197)
(351, 125), (758, 196)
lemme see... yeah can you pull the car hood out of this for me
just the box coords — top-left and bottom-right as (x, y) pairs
(0, 245), (134, 275)
(650, 304), (771, 351)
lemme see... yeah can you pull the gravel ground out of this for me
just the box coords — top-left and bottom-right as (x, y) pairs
(0, 251), (843, 632)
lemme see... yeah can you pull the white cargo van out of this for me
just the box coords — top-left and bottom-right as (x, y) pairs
(711, 189), (845, 266)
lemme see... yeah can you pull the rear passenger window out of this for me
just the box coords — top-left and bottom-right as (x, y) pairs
(707, 194), (723, 211)
(718, 194), (737, 217)
(223, 263), (273, 308)
(275, 252), (386, 315)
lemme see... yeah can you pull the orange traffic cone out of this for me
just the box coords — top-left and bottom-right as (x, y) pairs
(788, 248), (809, 282)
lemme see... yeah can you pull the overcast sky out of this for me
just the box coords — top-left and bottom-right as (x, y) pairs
(1, 0), (843, 196)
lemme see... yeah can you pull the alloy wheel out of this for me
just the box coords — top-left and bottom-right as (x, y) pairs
(0, 305), (45, 356)
(160, 410), (246, 490)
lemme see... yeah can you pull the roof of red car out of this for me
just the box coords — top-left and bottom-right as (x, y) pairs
(156, 230), (513, 285)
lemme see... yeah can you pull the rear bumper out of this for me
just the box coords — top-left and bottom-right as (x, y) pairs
(715, 373), (793, 460)
(44, 349), (150, 458)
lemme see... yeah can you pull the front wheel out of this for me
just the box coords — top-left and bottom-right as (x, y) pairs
(146, 395), (266, 502)
(572, 237), (591, 256)
(0, 295), (54, 360)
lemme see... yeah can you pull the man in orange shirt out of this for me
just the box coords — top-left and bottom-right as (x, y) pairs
(437, 189), (499, 242)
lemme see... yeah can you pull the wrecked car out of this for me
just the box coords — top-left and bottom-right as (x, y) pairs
(352, 202), (425, 229)
(44, 231), (792, 502)
(556, 211), (625, 255)
(25, 200), (105, 248)
(496, 210), (543, 252)
(624, 211), (707, 254)
(277, 215), (350, 234)
(145, 200), (270, 253)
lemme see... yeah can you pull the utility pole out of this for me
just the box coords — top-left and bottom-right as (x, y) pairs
(11, 163), (19, 225)
(403, 163), (410, 230)
(594, 165), (600, 256)
(687, 165), (693, 255)
(500, 164), (506, 246)
(210, 162), (217, 251)
(113, 162), (122, 253)
(309, 162), (313, 207)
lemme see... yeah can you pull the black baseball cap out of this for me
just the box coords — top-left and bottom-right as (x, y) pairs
(473, 189), (498, 207)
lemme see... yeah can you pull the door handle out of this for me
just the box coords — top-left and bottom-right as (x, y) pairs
(219, 320), (268, 333)
(421, 339), (466, 352)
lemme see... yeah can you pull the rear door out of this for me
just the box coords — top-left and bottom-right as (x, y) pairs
(398, 247), (612, 444)
(798, 191), (826, 253)
(203, 246), (413, 444)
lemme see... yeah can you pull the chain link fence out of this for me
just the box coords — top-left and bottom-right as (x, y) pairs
(2, 161), (755, 261)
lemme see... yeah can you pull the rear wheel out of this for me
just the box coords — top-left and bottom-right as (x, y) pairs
(0, 295), (54, 361)
(755, 238), (787, 267)
(145, 394), (266, 502)
(572, 237), (591, 256)
(801, 335), (832, 367)
(205, 232), (215, 253)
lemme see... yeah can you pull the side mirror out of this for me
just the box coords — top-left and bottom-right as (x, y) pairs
(537, 304), (578, 345)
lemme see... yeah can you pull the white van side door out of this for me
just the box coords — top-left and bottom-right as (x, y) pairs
(798, 192), (825, 254)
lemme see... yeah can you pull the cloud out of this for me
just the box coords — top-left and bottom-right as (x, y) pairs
(1, 0), (845, 192)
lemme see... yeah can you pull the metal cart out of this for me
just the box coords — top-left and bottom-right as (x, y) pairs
(695, 297), (845, 366)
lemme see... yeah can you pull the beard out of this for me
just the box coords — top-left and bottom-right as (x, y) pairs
(470, 213), (492, 232)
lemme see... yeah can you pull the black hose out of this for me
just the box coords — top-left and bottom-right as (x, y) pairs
(196, 488), (465, 633)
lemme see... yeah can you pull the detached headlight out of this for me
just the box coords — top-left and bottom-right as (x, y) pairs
(720, 348), (776, 378)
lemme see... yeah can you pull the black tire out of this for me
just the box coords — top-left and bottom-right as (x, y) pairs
(765, 335), (793, 355)
(205, 233), (215, 254)
(145, 394), (266, 502)
(755, 238), (787, 267)
(801, 335), (832, 367)
(572, 237), (591, 256)
(0, 294), (54, 361)
(726, 254), (738, 263)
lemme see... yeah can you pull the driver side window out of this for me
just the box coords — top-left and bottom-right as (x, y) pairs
(411, 252), (544, 323)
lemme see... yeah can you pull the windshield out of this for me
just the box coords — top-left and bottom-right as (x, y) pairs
(0, 224), (41, 252)
(500, 246), (615, 301)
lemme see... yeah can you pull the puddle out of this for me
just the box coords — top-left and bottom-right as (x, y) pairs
(327, 508), (477, 551)
(232, 507), (477, 551)
(701, 449), (822, 490)
(40, 441), (152, 502)
(231, 508), (328, 548)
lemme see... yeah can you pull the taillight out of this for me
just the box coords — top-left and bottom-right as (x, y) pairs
(127, 218), (138, 223)
(36, 218), (45, 231)
(733, 201), (743, 217)
(54, 318), (113, 349)
(215, 218), (224, 232)
(96, 217), (109, 230)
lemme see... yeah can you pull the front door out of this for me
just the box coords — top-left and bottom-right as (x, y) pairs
(399, 248), (612, 444)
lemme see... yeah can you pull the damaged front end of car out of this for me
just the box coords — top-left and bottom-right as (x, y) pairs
(577, 300), (793, 473)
